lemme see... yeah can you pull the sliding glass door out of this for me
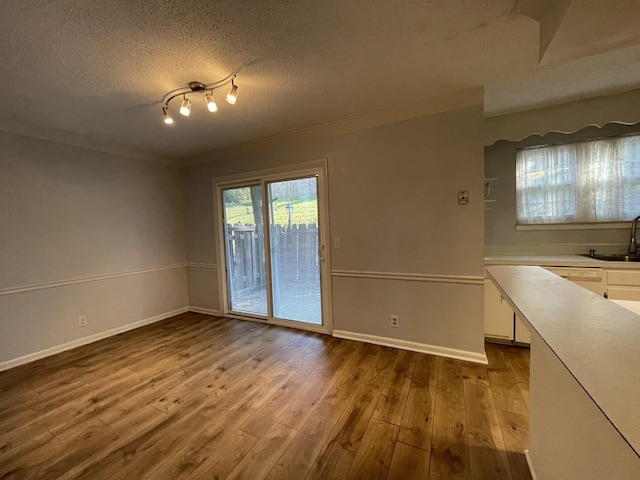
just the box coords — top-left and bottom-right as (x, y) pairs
(222, 185), (268, 316)
(267, 177), (321, 324)
(219, 169), (328, 329)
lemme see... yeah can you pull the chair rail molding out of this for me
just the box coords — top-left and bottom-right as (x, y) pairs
(0, 263), (187, 296)
(330, 269), (483, 285)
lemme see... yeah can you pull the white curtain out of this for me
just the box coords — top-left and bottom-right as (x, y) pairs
(516, 135), (640, 224)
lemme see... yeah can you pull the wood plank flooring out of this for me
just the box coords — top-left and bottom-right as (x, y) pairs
(0, 313), (532, 480)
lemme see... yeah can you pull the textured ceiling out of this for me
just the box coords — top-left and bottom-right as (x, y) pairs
(1, 0), (639, 162)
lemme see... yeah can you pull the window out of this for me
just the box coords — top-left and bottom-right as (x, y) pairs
(516, 134), (640, 224)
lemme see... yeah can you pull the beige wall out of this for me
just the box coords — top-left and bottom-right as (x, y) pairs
(0, 132), (188, 367)
(183, 103), (486, 358)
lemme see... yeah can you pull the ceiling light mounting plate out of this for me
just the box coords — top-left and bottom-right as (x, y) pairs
(189, 81), (207, 92)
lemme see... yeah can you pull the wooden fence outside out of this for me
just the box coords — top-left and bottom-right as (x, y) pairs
(225, 223), (319, 295)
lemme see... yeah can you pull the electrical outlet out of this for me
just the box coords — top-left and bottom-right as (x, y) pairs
(390, 314), (399, 328)
(78, 315), (88, 328)
(458, 190), (469, 205)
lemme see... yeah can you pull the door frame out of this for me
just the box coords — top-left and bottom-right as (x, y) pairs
(212, 159), (333, 334)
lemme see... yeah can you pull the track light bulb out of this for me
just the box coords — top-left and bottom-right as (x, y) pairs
(180, 97), (192, 116)
(205, 92), (218, 112)
(162, 107), (174, 125)
(226, 83), (238, 105)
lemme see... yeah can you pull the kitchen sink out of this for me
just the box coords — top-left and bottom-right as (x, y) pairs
(580, 253), (640, 262)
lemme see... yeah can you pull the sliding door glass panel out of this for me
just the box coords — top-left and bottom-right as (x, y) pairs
(222, 186), (267, 316)
(267, 177), (322, 324)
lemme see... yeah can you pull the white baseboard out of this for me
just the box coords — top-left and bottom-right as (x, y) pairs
(524, 450), (537, 480)
(189, 306), (221, 316)
(332, 330), (488, 364)
(0, 307), (189, 372)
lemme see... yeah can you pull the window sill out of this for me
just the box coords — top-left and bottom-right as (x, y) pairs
(516, 222), (631, 231)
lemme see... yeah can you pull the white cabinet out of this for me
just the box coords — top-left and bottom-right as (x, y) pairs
(606, 270), (640, 300)
(484, 278), (532, 345)
(484, 278), (515, 342)
(515, 315), (531, 344)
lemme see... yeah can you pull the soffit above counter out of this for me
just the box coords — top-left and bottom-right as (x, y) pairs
(484, 88), (640, 146)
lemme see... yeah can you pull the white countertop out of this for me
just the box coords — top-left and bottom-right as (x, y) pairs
(485, 253), (640, 268)
(486, 265), (640, 458)
(611, 299), (640, 316)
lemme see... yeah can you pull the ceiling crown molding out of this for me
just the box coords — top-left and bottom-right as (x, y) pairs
(0, 118), (179, 166)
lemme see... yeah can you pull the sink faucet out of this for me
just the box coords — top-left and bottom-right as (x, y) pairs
(629, 214), (640, 254)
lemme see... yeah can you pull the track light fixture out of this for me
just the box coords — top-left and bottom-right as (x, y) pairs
(162, 107), (173, 124)
(226, 79), (238, 105)
(205, 92), (218, 112)
(161, 74), (237, 125)
(179, 96), (192, 116)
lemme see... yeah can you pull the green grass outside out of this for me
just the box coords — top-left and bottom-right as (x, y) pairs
(224, 196), (318, 227)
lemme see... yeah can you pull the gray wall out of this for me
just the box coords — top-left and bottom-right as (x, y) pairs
(183, 104), (486, 357)
(485, 123), (640, 254)
(6, 89), (638, 367)
(0, 132), (188, 366)
(0, 101), (486, 366)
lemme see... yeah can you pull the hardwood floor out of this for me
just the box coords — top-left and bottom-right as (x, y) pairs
(0, 313), (532, 479)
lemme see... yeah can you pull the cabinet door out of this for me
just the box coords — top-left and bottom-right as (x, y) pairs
(514, 315), (531, 345)
(607, 286), (640, 301)
(484, 279), (514, 341)
(606, 270), (640, 285)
